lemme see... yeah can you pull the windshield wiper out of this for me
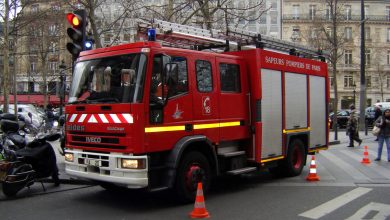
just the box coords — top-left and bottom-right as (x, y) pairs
(87, 97), (120, 103)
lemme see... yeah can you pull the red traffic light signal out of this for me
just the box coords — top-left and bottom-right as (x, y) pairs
(66, 13), (81, 27)
(66, 10), (87, 59)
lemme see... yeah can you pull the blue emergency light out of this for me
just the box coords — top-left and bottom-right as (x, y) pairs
(148, 29), (156, 41)
(85, 40), (93, 50)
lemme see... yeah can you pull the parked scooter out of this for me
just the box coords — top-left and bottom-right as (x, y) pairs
(0, 114), (60, 197)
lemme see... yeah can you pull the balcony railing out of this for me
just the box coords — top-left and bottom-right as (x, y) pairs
(283, 14), (390, 22)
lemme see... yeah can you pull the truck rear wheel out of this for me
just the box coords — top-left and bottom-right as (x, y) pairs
(284, 139), (306, 177)
(175, 151), (211, 203)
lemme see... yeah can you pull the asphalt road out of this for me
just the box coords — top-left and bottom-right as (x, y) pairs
(0, 131), (389, 220)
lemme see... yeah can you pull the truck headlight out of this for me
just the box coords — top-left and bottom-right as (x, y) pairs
(121, 159), (146, 169)
(65, 153), (74, 162)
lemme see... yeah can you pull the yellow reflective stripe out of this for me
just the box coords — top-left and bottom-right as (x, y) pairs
(145, 125), (185, 133)
(145, 121), (241, 133)
(261, 156), (284, 163)
(219, 121), (241, 127)
(194, 121), (240, 130)
(283, 127), (311, 134)
(194, 123), (220, 129)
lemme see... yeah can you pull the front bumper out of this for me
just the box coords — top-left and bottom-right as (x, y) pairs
(65, 149), (148, 188)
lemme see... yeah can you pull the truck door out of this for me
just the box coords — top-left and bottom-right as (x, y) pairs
(146, 53), (193, 152)
(192, 58), (220, 142)
(216, 58), (249, 141)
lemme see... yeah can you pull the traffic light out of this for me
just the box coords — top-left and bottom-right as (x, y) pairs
(66, 9), (87, 58)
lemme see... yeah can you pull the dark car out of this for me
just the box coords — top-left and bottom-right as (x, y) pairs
(365, 106), (376, 127)
(329, 110), (352, 129)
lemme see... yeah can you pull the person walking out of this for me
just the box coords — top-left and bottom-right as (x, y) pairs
(374, 106), (382, 141)
(374, 109), (390, 161)
(346, 104), (362, 147)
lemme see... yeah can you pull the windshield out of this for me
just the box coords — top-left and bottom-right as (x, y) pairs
(68, 53), (147, 104)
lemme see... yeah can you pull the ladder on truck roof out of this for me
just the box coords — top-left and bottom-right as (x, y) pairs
(137, 19), (328, 61)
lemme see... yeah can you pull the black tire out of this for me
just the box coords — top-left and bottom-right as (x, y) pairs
(2, 182), (21, 197)
(2, 164), (33, 197)
(175, 151), (211, 203)
(283, 139), (306, 177)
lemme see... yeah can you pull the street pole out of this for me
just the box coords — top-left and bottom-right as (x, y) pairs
(59, 61), (66, 116)
(359, 0), (366, 131)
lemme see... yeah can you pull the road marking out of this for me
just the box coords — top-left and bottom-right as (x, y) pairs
(345, 202), (390, 220)
(321, 151), (370, 181)
(298, 187), (372, 219)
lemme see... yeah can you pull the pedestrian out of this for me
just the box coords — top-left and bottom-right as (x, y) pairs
(374, 106), (382, 141)
(45, 104), (55, 132)
(374, 108), (390, 161)
(346, 104), (362, 147)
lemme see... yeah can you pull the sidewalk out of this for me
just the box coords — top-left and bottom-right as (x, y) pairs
(329, 130), (374, 145)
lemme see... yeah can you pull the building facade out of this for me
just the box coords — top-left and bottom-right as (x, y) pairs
(282, 0), (390, 110)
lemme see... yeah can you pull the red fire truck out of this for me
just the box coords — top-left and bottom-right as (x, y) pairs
(64, 20), (329, 202)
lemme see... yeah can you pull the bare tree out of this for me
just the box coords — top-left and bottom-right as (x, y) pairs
(301, 0), (347, 138)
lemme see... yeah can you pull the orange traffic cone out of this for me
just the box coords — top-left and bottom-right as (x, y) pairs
(306, 155), (320, 181)
(189, 182), (210, 219)
(361, 146), (371, 165)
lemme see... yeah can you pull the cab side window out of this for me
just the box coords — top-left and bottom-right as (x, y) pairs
(172, 57), (188, 96)
(219, 63), (241, 93)
(196, 60), (213, 92)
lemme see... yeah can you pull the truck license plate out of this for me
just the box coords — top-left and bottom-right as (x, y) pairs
(86, 159), (101, 167)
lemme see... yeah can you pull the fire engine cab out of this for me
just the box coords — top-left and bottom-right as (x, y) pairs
(64, 20), (329, 202)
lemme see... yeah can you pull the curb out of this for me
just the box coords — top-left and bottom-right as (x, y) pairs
(41, 177), (94, 185)
(329, 140), (341, 145)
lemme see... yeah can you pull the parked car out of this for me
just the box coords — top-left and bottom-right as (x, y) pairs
(365, 106), (376, 126)
(329, 109), (360, 129)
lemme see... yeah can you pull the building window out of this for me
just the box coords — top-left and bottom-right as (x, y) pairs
(387, 6), (390, 21)
(345, 5), (351, 20)
(48, 24), (59, 36)
(220, 63), (241, 93)
(387, 76), (390, 88)
(309, 5), (316, 20)
(49, 62), (58, 71)
(30, 62), (36, 72)
(51, 4), (60, 12)
(310, 28), (317, 39)
(388, 29), (390, 42)
(329, 76), (334, 87)
(196, 60), (213, 92)
(364, 5), (369, 19)
(291, 26), (300, 41)
(345, 50), (353, 65)
(293, 5), (300, 19)
(366, 76), (371, 87)
(344, 75), (354, 88)
(344, 27), (352, 40)
(326, 5), (332, 20)
(387, 50), (390, 65)
(365, 49), (371, 65)
(31, 4), (39, 13)
(365, 27), (370, 40)
(326, 27), (332, 38)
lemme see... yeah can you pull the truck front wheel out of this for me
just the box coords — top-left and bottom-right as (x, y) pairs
(284, 139), (306, 177)
(175, 151), (211, 203)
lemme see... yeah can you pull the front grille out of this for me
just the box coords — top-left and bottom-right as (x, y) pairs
(72, 136), (119, 144)
(68, 132), (127, 150)
(69, 142), (126, 150)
